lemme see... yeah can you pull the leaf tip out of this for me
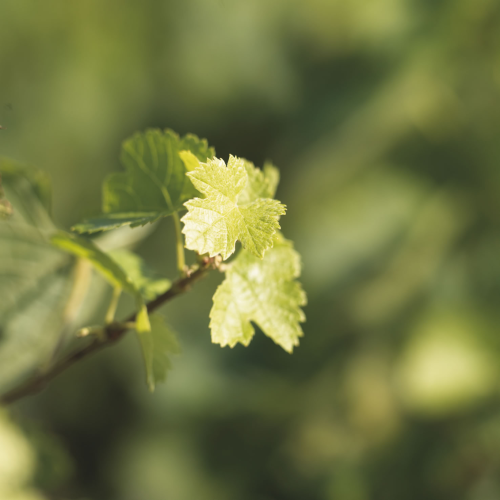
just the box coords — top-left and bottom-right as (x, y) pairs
(179, 150), (201, 172)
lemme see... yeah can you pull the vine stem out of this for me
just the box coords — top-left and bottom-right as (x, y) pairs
(0, 257), (217, 406)
(172, 212), (186, 275)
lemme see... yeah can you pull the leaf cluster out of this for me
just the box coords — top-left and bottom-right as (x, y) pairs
(0, 128), (306, 394)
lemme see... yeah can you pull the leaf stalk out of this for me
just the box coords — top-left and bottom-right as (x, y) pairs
(105, 287), (122, 325)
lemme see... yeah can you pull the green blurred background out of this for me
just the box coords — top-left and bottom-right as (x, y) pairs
(2, 0), (500, 499)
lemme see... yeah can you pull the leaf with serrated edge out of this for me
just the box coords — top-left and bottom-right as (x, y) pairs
(237, 160), (280, 205)
(51, 232), (150, 332)
(210, 233), (306, 352)
(181, 156), (286, 260)
(137, 314), (180, 391)
(72, 129), (214, 234)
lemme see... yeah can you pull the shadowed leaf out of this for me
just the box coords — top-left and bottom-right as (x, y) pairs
(73, 129), (214, 234)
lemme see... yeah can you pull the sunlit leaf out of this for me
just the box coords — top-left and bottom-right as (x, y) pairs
(237, 160), (280, 205)
(210, 233), (306, 352)
(182, 156), (286, 260)
(179, 150), (201, 172)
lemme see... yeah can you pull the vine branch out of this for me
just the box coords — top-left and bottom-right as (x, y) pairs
(0, 256), (218, 406)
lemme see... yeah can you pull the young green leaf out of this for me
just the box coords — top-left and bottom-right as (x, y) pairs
(136, 314), (180, 391)
(237, 160), (280, 205)
(50, 232), (150, 332)
(181, 156), (286, 260)
(179, 150), (201, 172)
(72, 129), (214, 234)
(210, 233), (306, 352)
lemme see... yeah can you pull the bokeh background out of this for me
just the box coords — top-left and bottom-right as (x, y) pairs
(2, 0), (500, 499)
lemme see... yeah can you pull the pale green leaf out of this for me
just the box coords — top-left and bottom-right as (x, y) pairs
(179, 150), (201, 172)
(181, 156), (286, 260)
(136, 314), (180, 391)
(210, 233), (306, 352)
(50, 232), (150, 332)
(237, 160), (280, 205)
(109, 249), (170, 301)
(73, 129), (214, 234)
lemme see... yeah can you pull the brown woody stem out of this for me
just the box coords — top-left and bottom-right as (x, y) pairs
(0, 257), (217, 406)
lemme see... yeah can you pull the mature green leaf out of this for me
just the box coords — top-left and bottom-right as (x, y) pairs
(110, 128), (214, 211)
(210, 233), (306, 352)
(0, 256), (74, 393)
(109, 249), (170, 301)
(51, 232), (150, 332)
(0, 226), (69, 318)
(72, 212), (170, 234)
(181, 156), (286, 260)
(0, 163), (62, 319)
(0, 168), (74, 392)
(136, 314), (180, 391)
(0, 158), (53, 229)
(73, 129), (214, 234)
(0, 157), (52, 213)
